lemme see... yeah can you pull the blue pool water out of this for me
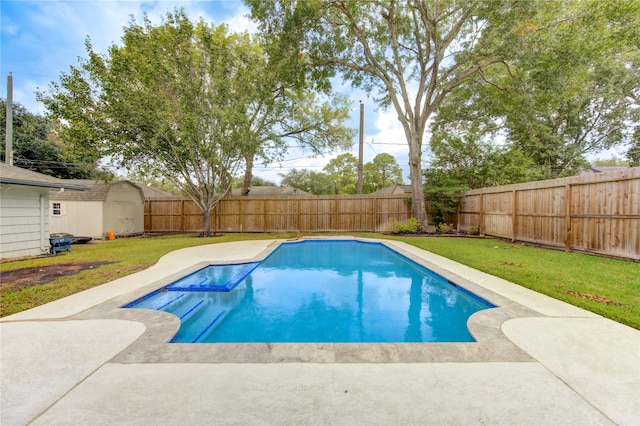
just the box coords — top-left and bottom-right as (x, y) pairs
(125, 240), (494, 343)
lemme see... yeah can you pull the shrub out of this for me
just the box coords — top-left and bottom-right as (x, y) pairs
(438, 223), (453, 234)
(467, 225), (480, 235)
(392, 217), (421, 234)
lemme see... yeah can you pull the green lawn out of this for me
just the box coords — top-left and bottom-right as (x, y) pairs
(0, 233), (298, 317)
(1, 233), (638, 329)
(368, 234), (640, 329)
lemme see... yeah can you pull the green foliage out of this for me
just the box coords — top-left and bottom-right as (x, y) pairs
(323, 153), (358, 194)
(363, 153), (404, 193)
(438, 223), (453, 234)
(431, 0), (640, 177)
(239, 89), (355, 195)
(423, 168), (468, 224)
(392, 218), (421, 234)
(232, 175), (277, 189)
(467, 226), (480, 236)
(38, 9), (266, 235)
(627, 142), (640, 167)
(424, 130), (547, 222)
(281, 153), (405, 195)
(592, 157), (630, 167)
(248, 0), (538, 225)
(0, 100), (99, 178)
(125, 169), (184, 195)
(279, 168), (335, 194)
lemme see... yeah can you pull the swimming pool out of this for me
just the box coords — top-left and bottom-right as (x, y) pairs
(124, 240), (494, 343)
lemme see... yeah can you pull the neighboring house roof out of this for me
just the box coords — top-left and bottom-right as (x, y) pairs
(580, 166), (630, 175)
(369, 184), (412, 196)
(0, 163), (87, 191)
(230, 186), (312, 196)
(49, 179), (143, 201)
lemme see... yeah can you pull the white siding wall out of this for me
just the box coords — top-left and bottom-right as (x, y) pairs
(50, 200), (104, 239)
(0, 186), (50, 259)
(104, 182), (144, 236)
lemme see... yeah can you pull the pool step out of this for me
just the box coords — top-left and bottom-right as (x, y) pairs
(191, 310), (226, 343)
(179, 300), (205, 320)
(170, 303), (229, 343)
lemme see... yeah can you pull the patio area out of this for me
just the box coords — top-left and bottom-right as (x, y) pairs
(1, 239), (638, 425)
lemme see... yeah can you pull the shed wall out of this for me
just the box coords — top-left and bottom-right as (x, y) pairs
(50, 200), (104, 238)
(104, 181), (144, 236)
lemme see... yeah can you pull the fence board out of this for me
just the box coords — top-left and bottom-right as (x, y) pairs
(459, 167), (640, 260)
(145, 167), (639, 260)
(146, 195), (414, 235)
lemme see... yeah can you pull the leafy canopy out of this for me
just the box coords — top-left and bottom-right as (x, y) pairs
(248, 0), (543, 225)
(1, 99), (100, 178)
(39, 10), (270, 235)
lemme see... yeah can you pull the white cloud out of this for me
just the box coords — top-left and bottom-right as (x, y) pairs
(1, 23), (19, 37)
(223, 7), (258, 33)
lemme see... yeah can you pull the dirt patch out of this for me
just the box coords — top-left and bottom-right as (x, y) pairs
(567, 291), (614, 305)
(1, 262), (112, 289)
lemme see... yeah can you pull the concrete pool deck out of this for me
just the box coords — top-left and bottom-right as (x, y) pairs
(1, 238), (638, 425)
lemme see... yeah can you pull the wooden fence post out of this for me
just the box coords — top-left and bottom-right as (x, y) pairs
(180, 199), (185, 233)
(512, 190), (518, 243)
(263, 199), (267, 232)
(565, 184), (572, 252)
(479, 193), (485, 234)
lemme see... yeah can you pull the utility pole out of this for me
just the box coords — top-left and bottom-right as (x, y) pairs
(5, 73), (13, 165)
(357, 101), (364, 194)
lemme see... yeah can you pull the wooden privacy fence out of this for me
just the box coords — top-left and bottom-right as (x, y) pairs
(458, 168), (640, 260)
(145, 195), (413, 234)
(145, 168), (639, 260)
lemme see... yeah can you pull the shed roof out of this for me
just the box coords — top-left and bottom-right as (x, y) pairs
(135, 183), (179, 199)
(49, 179), (143, 201)
(0, 163), (87, 191)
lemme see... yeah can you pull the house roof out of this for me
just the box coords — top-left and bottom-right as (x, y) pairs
(0, 163), (87, 191)
(230, 186), (312, 196)
(49, 179), (143, 201)
(580, 166), (630, 175)
(369, 184), (412, 195)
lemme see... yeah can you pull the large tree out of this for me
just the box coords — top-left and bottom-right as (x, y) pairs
(1, 100), (98, 178)
(280, 168), (335, 194)
(323, 152), (358, 194)
(238, 85), (355, 196)
(431, 0), (640, 177)
(247, 0), (538, 226)
(363, 153), (403, 193)
(39, 11), (273, 235)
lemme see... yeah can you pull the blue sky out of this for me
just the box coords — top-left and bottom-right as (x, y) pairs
(1, 0), (410, 184)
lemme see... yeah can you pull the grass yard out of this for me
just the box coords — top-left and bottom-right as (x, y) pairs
(371, 234), (640, 330)
(0, 233), (299, 317)
(1, 233), (639, 329)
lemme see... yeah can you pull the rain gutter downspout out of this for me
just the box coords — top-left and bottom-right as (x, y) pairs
(40, 193), (47, 253)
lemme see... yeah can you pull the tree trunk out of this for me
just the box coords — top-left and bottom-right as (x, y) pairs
(406, 129), (429, 228)
(241, 153), (253, 196)
(201, 210), (212, 237)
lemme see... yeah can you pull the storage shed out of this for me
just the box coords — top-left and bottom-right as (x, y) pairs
(0, 163), (86, 259)
(50, 179), (145, 239)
